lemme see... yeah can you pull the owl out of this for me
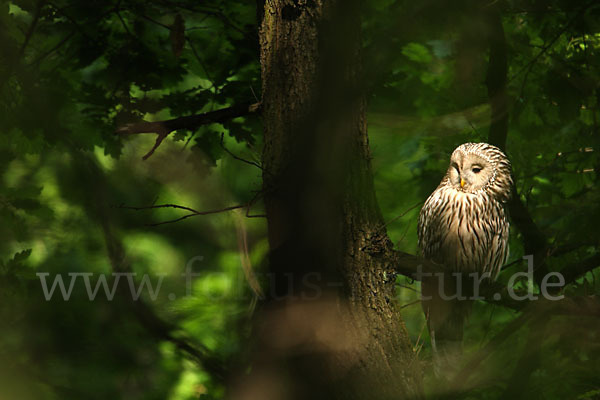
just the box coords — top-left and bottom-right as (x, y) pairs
(417, 142), (512, 374)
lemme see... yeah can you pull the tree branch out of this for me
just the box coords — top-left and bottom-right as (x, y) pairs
(390, 244), (599, 311)
(561, 253), (600, 286)
(386, 249), (527, 310)
(552, 240), (599, 257)
(391, 250), (438, 279)
(115, 102), (261, 160)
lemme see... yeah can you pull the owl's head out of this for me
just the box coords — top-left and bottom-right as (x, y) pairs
(446, 142), (513, 201)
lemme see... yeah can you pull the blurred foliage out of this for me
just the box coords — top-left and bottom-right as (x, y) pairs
(1, 0), (599, 399)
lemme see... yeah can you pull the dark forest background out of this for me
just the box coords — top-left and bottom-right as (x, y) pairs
(1, 0), (599, 399)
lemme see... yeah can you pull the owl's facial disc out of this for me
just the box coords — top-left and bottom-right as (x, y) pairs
(449, 153), (492, 192)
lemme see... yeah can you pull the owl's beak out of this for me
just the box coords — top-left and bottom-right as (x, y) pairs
(460, 178), (466, 188)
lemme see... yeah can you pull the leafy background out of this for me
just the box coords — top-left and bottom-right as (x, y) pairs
(1, 0), (599, 399)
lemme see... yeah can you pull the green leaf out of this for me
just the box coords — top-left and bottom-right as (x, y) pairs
(401, 42), (433, 64)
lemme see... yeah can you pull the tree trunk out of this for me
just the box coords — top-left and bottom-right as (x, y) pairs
(228, 1), (423, 399)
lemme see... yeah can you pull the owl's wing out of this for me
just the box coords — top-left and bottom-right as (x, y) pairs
(418, 188), (447, 264)
(486, 205), (510, 279)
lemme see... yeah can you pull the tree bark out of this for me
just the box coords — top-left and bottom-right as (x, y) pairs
(227, 1), (423, 399)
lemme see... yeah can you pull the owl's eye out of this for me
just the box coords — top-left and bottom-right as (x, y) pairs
(472, 166), (482, 173)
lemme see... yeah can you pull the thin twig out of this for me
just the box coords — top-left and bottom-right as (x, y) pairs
(155, 0), (248, 37)
(400, 299), (421, 309)
(245, 190), (266, 218)
(116, 203), (202, 214)
(181, 39), (220, 152)
(148, 204), (247, 226)
(134, 12), (171, 29)
(29, 31), (76, 67)
(187, 39), (217, 92)
(18, 0), (45, 59)
(396, 213), (417, 246)
(220, 132), (263, 170)
(499, 257), (525, 272)
(414, 310), (428, 356)
(379, 202), (423, 231)
(118, 191), (265, 226)
(396, 283), (421, 294)
(233, 209), (264, 299)
(467, 119), (480, 135)
(115, 9), (134, 37)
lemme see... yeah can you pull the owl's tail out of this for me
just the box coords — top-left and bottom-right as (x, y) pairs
(421, 276), (472, 379)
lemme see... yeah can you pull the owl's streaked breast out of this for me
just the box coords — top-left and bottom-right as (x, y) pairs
(418, 185), (509, 277)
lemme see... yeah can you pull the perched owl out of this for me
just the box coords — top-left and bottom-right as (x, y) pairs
(418, 142), (512, 375)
